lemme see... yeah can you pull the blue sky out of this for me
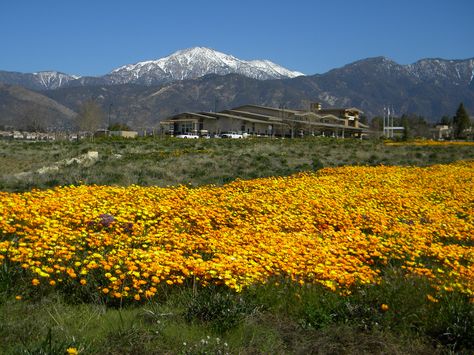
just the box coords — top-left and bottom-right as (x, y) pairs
(1, 0), (473, 76)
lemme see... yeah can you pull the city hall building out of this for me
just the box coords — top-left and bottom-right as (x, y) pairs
(160, 103), (369, 138)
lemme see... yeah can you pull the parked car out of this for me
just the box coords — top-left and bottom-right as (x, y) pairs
(220, 131), (243, 139)
(175, 133), (199, 139)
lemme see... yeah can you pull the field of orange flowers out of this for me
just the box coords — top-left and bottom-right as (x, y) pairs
(1, 162), (472, 302)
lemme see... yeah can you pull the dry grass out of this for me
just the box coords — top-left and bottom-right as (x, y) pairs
(1, 137), (473, 192)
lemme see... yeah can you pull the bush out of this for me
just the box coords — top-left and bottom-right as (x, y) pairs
(425, 292), (474, 351)
(184, 287), (255, 332)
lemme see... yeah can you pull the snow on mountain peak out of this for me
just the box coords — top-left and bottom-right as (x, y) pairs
(30, 71), (80, 89)
(406, 57), (474, 85)
(249, 59), (304, 78)
(109, 47), (305, 84)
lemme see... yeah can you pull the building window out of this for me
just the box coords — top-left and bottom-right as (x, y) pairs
(180, 122), (193, 133)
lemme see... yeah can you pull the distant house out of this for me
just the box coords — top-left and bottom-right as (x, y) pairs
(13, 131), (23, 139)
(109, 130), (139, 138)
(0, 131), (12, 139)
(431, 125), (452, 140)
(160, 103), (369, 138)
(93, 129), (139, 138)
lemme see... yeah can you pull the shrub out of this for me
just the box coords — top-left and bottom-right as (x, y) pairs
(184, 287), (255, 332)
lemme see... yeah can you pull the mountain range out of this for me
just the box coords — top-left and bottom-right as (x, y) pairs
(0, 47), (304, 90)
(0, 47), (473, 130)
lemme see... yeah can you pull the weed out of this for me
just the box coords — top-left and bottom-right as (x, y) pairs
(21, 328), (79, 355)
(184, 286), (256, 333)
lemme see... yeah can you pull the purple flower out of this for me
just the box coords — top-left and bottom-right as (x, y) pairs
(98, 213), (115, 228)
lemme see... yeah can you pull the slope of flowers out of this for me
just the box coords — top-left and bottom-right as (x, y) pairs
(0, 162), (473, 301)
(384, 140), (474, 146)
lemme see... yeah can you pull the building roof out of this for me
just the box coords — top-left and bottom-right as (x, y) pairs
(160, 112), (217, 124)
(208, 111), (287, 126)
(318, 107), (364, 114)
(233, 104), (301, 115)
(294, 111), (345, 123)
(224, 109), (284, 122)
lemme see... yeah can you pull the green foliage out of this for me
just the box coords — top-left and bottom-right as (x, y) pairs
(425, 292), (474, 351)
(453, 102), (471, 139)
(108, 122), (132, 131)
(21, 327), (77, 355)
(370, 116), (383, 131)
(1, 273), (473, 354)
(311, 156), (324, 170)
(439, 115), (452, 126)
(180, 335), (230, 355)
(398, 113), (430, 138)
(402, 115), (410, 141)
(184, 286), (255, 333)
(1, 138), (473, 193)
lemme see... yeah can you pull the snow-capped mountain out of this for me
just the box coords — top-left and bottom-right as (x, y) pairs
(31, 71), (81, 90)
(406, 58), (474, 86)
(337, 56), (474, 85)
(0, 49), (473, 100)
(3, 53), (474, 130)
(106, 47), (305, 85)
(0, 70), (79, 90)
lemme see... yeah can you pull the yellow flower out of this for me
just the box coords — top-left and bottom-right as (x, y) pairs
(66, 347), (78, 354)
(0, 162), (472, 300)
(426, 294), (439, 303)
(380, 304), (389, 312)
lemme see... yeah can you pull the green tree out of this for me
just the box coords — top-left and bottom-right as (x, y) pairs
(439, 115), (452, 126)
(370, 116), (383, 131)
(108, 122), (132, 131)
(401, 115), (410, 141)
(398, 113), (430, 138)
(76, 100), (105, 134)
(452, 103), (471, 139)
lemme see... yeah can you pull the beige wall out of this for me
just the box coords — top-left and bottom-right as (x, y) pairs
(110, 131), (138, 138)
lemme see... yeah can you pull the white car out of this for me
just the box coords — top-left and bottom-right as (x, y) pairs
(175, 133), (199, 139)
(220, 132), (243, 139)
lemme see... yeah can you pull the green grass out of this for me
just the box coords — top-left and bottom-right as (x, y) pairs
(1, 137), (473, 192)
(1, 270), (473, 354)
